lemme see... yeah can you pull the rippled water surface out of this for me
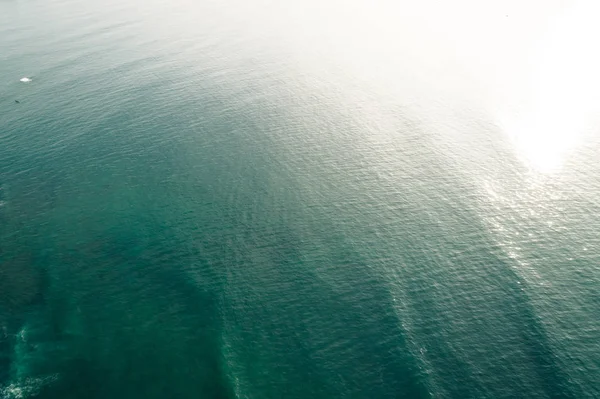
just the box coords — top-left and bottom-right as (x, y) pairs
(1, 0), (599, 397)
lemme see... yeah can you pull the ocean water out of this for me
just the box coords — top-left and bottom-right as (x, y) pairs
(1, 0), (599, 397)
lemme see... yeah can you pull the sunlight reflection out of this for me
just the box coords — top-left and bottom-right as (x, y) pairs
(503, 1), (600, 173)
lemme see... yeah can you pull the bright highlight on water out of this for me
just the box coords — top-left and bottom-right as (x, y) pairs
(0, 0), (599, 398)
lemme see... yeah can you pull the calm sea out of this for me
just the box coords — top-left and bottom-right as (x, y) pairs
(0, 0), (599, 397)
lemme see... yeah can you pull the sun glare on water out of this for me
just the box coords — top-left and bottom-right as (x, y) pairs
(503, 2), (600, 174)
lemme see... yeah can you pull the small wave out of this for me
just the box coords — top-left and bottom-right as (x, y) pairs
(0, 375), (59, 399)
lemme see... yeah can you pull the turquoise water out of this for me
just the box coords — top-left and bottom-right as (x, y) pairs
(1, 0), (599, 397)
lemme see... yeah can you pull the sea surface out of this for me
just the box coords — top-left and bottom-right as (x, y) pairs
(1, 0), (599, 397)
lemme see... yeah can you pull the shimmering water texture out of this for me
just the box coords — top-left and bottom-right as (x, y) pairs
(1, 0), (599, 398)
